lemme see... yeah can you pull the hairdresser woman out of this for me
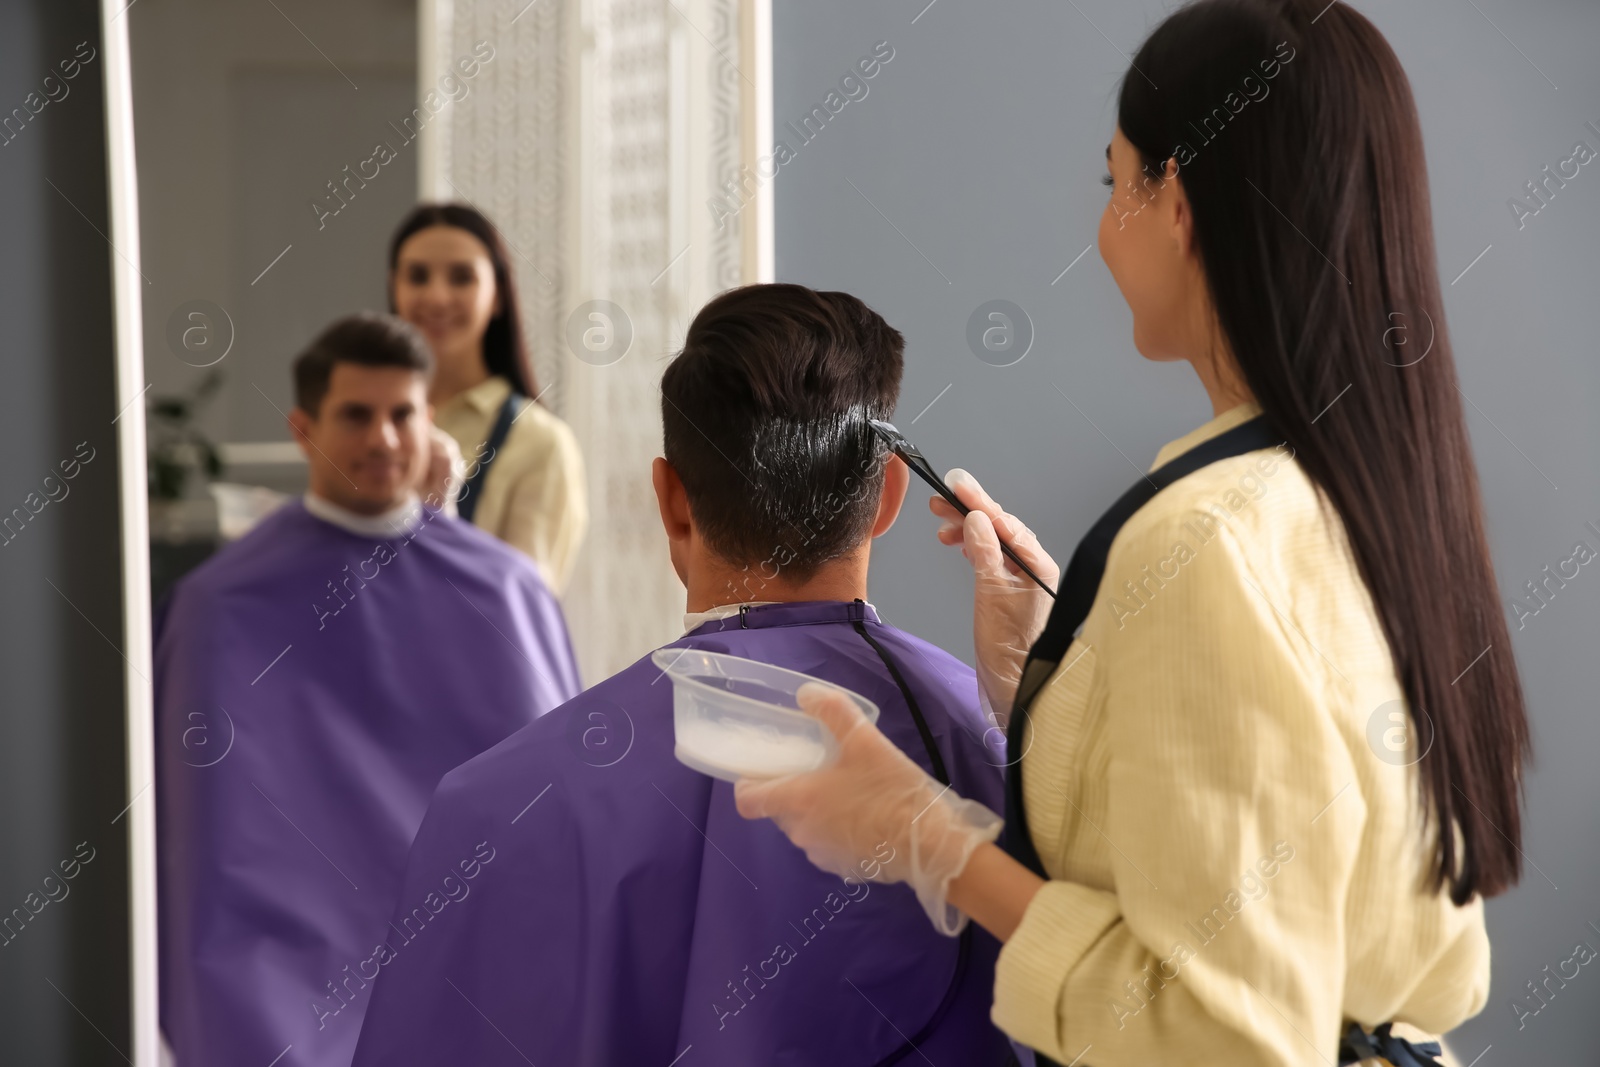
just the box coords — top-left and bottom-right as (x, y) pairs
(389, 203), (587, 593)
(736, 2), (1530, 1065)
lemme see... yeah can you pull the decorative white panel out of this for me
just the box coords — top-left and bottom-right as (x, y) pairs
(424, 0), (771, 683)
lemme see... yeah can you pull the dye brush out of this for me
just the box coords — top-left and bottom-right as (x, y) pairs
(867, 418), (1057, 599)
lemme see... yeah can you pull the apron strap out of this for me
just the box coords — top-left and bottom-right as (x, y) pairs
(456, 388), (524, 525)
(1337, 1021), (1446, 1067)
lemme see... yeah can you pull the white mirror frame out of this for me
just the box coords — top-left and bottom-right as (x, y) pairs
(100, 1), (159, 1064)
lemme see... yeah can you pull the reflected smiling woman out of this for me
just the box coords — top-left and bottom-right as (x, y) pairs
(735, 1), (1531, 1065)
(388, 203), (587, 594)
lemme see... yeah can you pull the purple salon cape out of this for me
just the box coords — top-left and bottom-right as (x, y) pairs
(155, 499), (581, 1067)
(350, 600), (1013, 1067)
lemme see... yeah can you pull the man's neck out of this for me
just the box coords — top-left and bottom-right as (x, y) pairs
(683, 551), (870, 614)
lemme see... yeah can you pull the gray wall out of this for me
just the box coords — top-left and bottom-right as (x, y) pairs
(129, 0), (417, 463)
(772, 0), (1600, 1061)
(0, 1), (132, 1062)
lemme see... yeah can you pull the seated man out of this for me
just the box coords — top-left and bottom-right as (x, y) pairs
(351, 284), (1013, 1065)
(156, 313), (581, 1067)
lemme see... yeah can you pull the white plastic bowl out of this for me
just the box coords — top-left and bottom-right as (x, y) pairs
(651, 648), (880, 782)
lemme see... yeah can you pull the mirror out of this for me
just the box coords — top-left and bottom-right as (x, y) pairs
(125, 0), (770, 1061)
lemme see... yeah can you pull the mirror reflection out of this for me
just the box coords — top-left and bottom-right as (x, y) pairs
(134, 0), (771, 1062)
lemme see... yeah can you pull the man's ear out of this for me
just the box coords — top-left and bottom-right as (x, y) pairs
(870, 455), (911, 538)
(287, 407), (316, 461)
(652, 457), (693, 544)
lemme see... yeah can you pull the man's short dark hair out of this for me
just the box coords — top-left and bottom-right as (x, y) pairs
(293, 312), (434, 416)
(661, 283), (904, 580)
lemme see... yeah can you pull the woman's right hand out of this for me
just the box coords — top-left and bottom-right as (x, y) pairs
(932, 469), (1061, 727)
(421, 425), (467, 516)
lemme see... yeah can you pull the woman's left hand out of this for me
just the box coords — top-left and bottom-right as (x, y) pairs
(733, 682), (1004, 935)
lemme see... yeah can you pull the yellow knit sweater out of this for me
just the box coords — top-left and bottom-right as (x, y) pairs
(991, 402), (1490, 1066)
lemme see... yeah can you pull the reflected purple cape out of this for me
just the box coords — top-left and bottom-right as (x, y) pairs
(155, 500), (580, 1067)
(351, 600), (1013, 1067)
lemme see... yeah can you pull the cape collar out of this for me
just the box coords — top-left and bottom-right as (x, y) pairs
(302, 492), (425, 538)
(683, 599), (882, 636)
(682, 601), (779, 635)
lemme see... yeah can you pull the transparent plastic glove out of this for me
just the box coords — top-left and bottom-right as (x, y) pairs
(931, 469), (1061, 728)
(422, 425), (466, 519)
(734, 682), (1003, 936)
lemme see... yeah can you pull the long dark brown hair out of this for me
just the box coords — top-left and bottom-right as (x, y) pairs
(387, 202), (542, 402)
(1118, 0), (1528, 903)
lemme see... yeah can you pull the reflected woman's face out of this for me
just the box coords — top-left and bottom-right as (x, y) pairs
(390, 225), (501, 370)
(1095, 127), (1191, 365)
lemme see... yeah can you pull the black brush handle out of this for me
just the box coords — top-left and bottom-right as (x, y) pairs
(898, 451), (1057, 599)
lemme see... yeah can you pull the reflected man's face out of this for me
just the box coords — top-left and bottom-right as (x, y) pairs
(291, 364), (431, 515)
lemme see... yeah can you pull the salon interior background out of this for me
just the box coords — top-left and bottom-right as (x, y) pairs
(0, 0), (1596, 1062)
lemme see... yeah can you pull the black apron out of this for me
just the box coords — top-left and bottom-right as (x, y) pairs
(455, 389), (523, 525)
(999, 415), (1443, 1067)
